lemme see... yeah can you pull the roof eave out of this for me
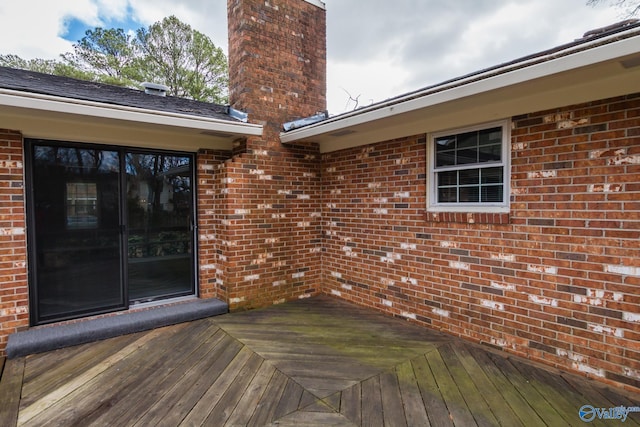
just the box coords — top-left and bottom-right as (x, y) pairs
(281, 30), (640, 152)
(0, 88), (263, 151)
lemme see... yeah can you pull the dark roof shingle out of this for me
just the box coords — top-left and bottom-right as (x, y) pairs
(0, 66), (233, 121)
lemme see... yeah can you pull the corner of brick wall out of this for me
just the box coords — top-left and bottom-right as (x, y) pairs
(223, 0), (326, 310)
(321, 93), (640, 393)
(0, 129), (28, 356)
(223, 139), (322, 311)
(197, 148), (233, 302)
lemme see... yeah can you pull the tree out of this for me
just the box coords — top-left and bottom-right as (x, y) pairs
(1, 16), (228, 104)
(587, 0), (640, 16)
(0, 54), (95, 80)
(61, 27), (139, 86)
(135, 16), (228, 103)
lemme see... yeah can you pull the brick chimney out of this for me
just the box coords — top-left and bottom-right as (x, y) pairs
(216, 0), (325, 311)
(227, 0), (326, 140)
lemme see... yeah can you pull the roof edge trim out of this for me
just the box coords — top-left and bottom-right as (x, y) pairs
(0, 88), (263, 136)
(280, 26), (640, 144)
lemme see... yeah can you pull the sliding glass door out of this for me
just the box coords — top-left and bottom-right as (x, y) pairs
(126, 152), (194, 303)
(27, 140), (196, 325)
(28, 144), (125, 323)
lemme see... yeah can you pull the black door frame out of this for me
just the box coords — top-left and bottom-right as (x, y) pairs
(25, 139), (197, 326)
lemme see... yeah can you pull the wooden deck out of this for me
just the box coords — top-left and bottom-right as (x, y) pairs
(1, 296), (639, 426)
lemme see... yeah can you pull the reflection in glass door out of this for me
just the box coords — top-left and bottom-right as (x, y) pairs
(29, 144), (125, 323)
(126, 152), (194, 303)
(27, 140), (196, 325)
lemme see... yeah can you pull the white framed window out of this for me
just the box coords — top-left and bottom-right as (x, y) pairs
(427, 120), (510, 213)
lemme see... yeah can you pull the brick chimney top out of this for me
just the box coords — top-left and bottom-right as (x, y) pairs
(227, 0), (327, 136)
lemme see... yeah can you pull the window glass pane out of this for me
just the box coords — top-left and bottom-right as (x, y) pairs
(432, 123), (506, 207)
(31, 145), (124, 322)
(435, 136), (456, 167)
(481, 167), (503, 184)
(457, 131), (477, 148)
(66, 182), (98, 229)
(438, 170), (457, 186)
(435, 136), (456, 150)
(457, 148), (478, 164)
(481, 185), (503, 202)
(438, 187), (457, 202)
(126, 153), (194, 303)
(436, 151), (456, 167)
(479, 127), (502, 145)
(478, 143), (501, 163)
(459, 169), (479, 185)
(459, 186), (479, 203)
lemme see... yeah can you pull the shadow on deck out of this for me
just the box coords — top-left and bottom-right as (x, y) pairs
(1, 295), (639, 426)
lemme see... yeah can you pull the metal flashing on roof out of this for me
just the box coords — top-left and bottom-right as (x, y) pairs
(229, 107), (249, 122)
(302, 0), (325, 10)
(283, 111), (328, 131)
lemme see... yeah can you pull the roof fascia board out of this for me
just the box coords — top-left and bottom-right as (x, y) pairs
(0, 88), (263, 137)
(280, 33), (640, 144)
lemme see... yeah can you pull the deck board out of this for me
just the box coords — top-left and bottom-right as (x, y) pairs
(0, 358), (24, 427)
(19, 325), (187, 426)
(411, 352), (453, 426)
(247, 369), (290, 426)
(438, 344), (499, 427)
(424, 347), (478, 426)
(124, 327), (238, 426)
(450, 342), (524, 427)
(360, 375), (383, 427)
(1, 295), (639, 426)
(340, 382), (362, 425)
(20, 332), (141, 406)
(103, 323), (226, 425)
(394, 360), (428, 427)
(485, 351), (569, 426)
(379, 370), (408, 427)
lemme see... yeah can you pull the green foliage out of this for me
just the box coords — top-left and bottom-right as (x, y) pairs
(135, 16), (228, 103)
(0, 54), (97, 80)
(1, 16), (228, 103)
(0, 54), (56, 73)
(64, 28), (135, 77)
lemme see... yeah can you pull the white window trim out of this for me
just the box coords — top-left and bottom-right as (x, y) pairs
(426, 119), (511, 213)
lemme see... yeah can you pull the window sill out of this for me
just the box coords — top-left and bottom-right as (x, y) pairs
(424, 211), (510, 225)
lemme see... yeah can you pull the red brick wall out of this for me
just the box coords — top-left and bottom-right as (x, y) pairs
(321, 94), (640, 393)
(228, 0), (326, 131)
(222, 0), (326, 309)
(221, 143), (321, 310)
(197, 149), (233, 301)
(0, 130), (28, 355)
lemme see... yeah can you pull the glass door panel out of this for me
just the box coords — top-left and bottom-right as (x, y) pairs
(30, 144), (125, 323)
(126, 152), (194, 303)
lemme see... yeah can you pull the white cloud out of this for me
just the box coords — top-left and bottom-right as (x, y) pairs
(128, 0), (228, 49)
(328, 59), (411, 114)
(0, 0), (628, 114)
(95, 0), (129, 22)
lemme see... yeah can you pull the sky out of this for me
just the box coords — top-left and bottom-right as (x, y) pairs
(0, 0), (626, 115)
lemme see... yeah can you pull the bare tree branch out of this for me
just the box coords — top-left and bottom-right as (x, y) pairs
(587, 0), (640, 17)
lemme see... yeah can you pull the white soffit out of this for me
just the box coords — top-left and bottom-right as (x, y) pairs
(281, 31), (640, 153)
